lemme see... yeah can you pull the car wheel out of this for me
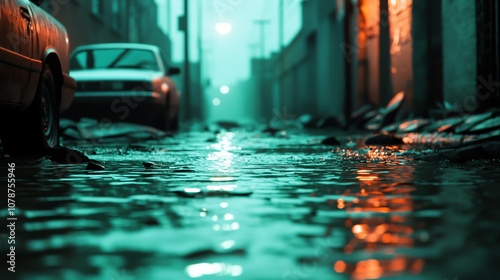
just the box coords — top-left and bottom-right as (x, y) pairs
(169, 115), (179, 131)
(2, 64), (59, 154)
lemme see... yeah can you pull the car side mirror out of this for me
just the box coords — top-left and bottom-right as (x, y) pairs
(30, 0), (45, 5)
(167, 67), (181, 76)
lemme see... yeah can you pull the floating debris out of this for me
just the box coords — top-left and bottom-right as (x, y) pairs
(85, 160), (106, 170)
(321, 136), (340, 146)
(365, 133), (404, 145)
(416, 135), (500, 162)
(142, 161), (155, 168)
(48, 146), (89, 164)
(173, 166), (196, 173)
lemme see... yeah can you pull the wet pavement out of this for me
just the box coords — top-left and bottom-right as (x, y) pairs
(2, 123), (500, 280)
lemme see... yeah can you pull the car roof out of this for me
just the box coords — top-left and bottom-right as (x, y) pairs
(72, 43), (160, 52)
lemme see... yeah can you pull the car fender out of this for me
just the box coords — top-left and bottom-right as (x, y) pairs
(40, 47), (75, 112)
(29, 2), (75, 112)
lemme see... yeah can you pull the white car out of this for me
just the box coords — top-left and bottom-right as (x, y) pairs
(0, 0), (76, 153)
(64, 43), (181, 131)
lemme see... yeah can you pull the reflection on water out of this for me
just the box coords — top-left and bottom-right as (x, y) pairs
(336, 167), (423, 279)
(1, 130), (500, 279)
(186, 263), (243, 278)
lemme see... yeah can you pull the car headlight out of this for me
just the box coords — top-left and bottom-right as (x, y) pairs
(161, 82), (169, 93)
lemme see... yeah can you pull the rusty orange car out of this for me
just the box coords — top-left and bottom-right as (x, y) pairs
(0, 0), (76, 153)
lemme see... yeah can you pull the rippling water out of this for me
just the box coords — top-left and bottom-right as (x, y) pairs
(2, 128), (500, 280)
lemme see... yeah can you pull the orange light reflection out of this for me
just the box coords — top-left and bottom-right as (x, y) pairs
(333, 156), (423, 278)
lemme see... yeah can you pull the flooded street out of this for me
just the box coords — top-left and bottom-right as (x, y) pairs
(2, 124), (500, 280)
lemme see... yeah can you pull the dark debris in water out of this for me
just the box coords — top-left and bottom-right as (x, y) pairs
(85, 160), (106, 170)
(171, 186), (253, 198)
(216, 121), (240, 130)
(172, 167), (195, 173)
(205, 137), (217, 143)
(416, 135), (500, 162)
(143, 216), (161, 226)
(262, 126), (282, 135)
(142, 161), (155, 168)
(48, 146), (89, 164)
(184, 248), (246, 259)
(321, 136), (340, 146)
(365, 133), (404, 145)
(128, 144), (156, 152)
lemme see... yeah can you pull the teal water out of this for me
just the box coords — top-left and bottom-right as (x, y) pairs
(2, 128), (500, 280)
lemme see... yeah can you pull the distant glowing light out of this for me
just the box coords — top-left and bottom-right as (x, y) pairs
(220, 239), (236, 250)
(334, 261), (347, 273)
(212, 98), (221, 106)
(220, 85), (230, 94)
(186, 263), (243, 278)
(184, 188), (201, 193)
(230, 222), (240, 230)
(215, 22), (232, 35)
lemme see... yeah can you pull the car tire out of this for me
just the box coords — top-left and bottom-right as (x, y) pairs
(169, 115), (179, 131)
(2, 64), (59, 154)
(152, 105), (169, 131)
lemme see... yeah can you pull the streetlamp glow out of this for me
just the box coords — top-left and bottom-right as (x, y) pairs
(220, 85), (230, 94)
(215, 23), (232, 35)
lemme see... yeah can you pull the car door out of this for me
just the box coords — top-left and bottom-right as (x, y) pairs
(0, 0), (36, 111)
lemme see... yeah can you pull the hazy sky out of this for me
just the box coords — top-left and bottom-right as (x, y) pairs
(155, 0), (302, 86)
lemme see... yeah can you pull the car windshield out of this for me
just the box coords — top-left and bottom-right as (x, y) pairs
(70, 48), (159, 71)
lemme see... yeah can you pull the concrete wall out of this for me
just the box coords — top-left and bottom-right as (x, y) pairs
(441, 0), (477, 107)
(273, 0), (340, 119)
(318, 14), (346, 117)
(412, 0), (443, 116)
(267, 0), (491, 123)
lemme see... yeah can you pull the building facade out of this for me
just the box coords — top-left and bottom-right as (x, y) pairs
(42, 0), (172, 62)
(268, 0), (500, 123)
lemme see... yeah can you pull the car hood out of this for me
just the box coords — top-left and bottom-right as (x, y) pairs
(70, 69), (164, 81)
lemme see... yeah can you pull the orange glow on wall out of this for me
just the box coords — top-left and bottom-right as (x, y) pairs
(388, 0), (413, 55)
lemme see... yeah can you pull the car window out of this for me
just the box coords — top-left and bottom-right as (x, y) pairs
(70, 48), (159, 71)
